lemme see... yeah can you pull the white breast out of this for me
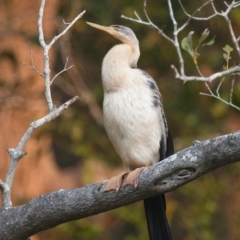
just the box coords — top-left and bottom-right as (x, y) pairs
(103, 69), (164, 169)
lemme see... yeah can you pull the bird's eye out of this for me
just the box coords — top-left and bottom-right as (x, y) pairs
(111, 25), (120, 32)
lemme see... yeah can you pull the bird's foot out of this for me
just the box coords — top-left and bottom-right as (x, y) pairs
(124, 167), (146, 188)
(104, 167), (146, 192)
(104, 171), (129, 192)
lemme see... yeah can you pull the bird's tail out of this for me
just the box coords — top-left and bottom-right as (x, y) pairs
(144, 194), (172, 240)
(144, 131), (173, 240)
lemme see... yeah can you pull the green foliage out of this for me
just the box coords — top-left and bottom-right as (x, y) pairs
(222, 44), (233, 70)
(181, 29), (215, 65)
(181, 31), (195, 59)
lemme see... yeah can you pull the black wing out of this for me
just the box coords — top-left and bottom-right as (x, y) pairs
(141, 69), (174, 240)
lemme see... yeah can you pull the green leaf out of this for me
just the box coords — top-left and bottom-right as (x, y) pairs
(187, 31), (194, 51)
(198, 28), (209, 45)
(202, 35), (215, 47)
(223, 53), (228, 60)
(181, 37), (193, 56)
(181, 31), (195, 57)
(223, 53), (231, 61)
(223, 44), (233, 53)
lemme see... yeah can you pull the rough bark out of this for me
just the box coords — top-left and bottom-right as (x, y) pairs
(0, 131), (240, 240)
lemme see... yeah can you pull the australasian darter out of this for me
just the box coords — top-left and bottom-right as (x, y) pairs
(87, 22), (174, 240)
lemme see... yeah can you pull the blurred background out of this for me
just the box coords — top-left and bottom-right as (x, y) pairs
(0, 0), (239, 239)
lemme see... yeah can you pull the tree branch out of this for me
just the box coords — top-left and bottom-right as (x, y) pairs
(1, 96), (79, 210)
(21, 42), (44, 78)
(1, 131), (240, 240)
(122, 0), (240, 103)
(178, 0), (218, 21)
(38, 0), (85, 112)
(50, 57), (74, 85)
(48, 10), (86, 48)
(0, 0), (85, 210)
(171, 65), (240, 82)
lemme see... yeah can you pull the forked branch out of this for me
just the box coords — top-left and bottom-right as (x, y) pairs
(0, 0), (85, 210)
(122, 0), (240, 109)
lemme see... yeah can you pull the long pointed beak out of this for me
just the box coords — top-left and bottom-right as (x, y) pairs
(86, 22), (114, 35)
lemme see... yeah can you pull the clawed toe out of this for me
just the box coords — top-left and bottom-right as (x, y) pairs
(124, 167), (146, 187)
(104, 167), (146, 191)
(104, 171), (129, 191)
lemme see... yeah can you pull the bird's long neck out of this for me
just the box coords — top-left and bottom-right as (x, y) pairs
(102, 44), (140, 93)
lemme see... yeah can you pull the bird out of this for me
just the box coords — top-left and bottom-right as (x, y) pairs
(87, 22), (174, 240)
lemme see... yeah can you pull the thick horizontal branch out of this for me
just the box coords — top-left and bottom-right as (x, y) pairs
(1, 131), (240, 240)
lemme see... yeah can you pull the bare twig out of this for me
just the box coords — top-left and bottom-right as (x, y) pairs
(48, 10), (86, 48)
(205, 82), (214, 96)
(123, 3), (240, 78)
(1, 0), (85, 210)
(38, 0), (85, 112)
(223, 13), (240, 57)
(209, 0), (219, 14)
(194, 64), (215, 96)
(178, 0), (218, 21)
(216, 78), (225, 97)
(171, 65), (240, 82)
(195, 64), (204, 77)
(121, 0), (240, 110)
(121, 7), (174, 44)
(143, 0), (151, 24)
(200, 74), (240, 111)
(134, 11), (141, 21)
(50, 57), (74, 85)
(123, 0), (216, 78)
(230, 75), (235, 104)
(233, 2), (240, 8)
(177, 0), (216, 33)
(200, 91), (240, 111)
(17, 96), (79, 152)
(180, 0), (240, 57)
(55, 18), (104, 126)
(63, 19), (71, 25)
(21, 42), (44, 78)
